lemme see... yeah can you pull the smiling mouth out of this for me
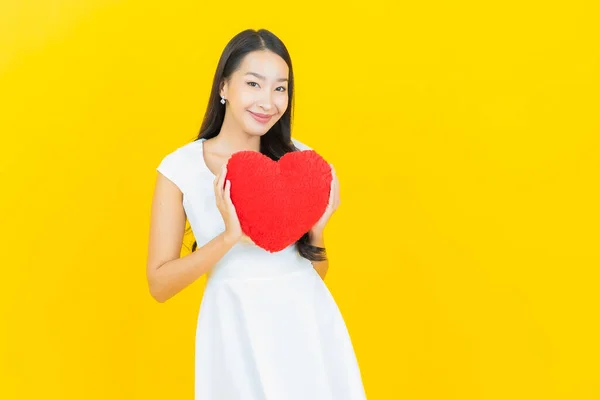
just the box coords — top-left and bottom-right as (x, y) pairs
(249, 111), (274, 118)
(248, 111), (274, 123)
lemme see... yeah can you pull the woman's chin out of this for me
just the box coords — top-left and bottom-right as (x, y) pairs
(243, 116), (278, 136)
(243, 124), (271, 137)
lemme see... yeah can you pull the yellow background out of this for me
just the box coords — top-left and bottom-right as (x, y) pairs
(1, 1), (599, 399)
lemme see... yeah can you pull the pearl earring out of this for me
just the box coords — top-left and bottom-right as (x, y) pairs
(220, 96), (226, 104)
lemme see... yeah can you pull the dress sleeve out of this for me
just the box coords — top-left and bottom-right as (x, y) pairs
(156, 149), (186, 193)
(291, 137), (313, 151)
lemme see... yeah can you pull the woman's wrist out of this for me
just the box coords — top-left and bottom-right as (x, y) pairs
(310, 226), (324, 236)
(222, 230), (240, 247)
(308, 228), (325, 245)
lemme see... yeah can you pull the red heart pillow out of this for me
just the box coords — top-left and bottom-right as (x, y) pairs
(225, 149), (332, 252)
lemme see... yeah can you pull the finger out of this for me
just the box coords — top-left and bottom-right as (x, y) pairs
(218, 165), (227, 200)
(330, 164), (336, 193)
(328, 166), (339, 210)
(213, 167), (219, 186)
(329, 178), (335, 206)
(214, 163), (223, 188)
(334, 175), (341, 209)
(213, 169), (221, 200)
(327, 169), (335, 207)
(225, 179), (233, 206)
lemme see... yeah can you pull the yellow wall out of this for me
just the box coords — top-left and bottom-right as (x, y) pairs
(1, 1), (599, 399)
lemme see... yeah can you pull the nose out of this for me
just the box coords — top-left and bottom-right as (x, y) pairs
(258, 91), (274, 111)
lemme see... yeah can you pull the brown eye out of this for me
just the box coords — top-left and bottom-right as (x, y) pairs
(247, 81), (259, 87)
(276, 87), (287, 92)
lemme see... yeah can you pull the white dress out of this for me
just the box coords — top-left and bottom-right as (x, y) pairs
(156, 138), (367, 400)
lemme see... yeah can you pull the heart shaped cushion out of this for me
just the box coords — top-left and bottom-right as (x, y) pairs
(225, 149), (332, 253)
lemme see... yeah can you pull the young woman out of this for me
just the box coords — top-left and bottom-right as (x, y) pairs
(147, 28), (367, 399)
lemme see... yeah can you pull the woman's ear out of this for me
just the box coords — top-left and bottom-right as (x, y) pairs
(219, 79), (229, 99)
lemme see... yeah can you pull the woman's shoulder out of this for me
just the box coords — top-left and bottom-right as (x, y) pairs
(291, 137), (313, 151)
(156, 139), (203, 192)
(161, 139), (203, 161)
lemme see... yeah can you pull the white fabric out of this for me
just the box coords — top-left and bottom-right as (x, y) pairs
(156, 138), (367, 400)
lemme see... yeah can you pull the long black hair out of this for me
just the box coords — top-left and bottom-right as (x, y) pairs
(187, 28), (326, 262)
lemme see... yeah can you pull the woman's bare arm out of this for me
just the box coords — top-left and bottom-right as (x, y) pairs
(146, 173), (236, 303)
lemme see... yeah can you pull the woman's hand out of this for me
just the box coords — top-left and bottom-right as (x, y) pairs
(214, 164), (250, 245)
(310, 164), (341, 236)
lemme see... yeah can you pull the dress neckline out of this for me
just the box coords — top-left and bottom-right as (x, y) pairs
(198, 138), (218, 178)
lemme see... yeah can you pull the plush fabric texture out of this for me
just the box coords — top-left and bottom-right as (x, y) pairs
(225, 149), (332, 253)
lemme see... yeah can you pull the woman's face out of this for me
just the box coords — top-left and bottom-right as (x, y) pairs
(220, 50), (290, 136)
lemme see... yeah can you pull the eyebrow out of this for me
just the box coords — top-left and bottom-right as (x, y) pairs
(245, 72), (288, 82)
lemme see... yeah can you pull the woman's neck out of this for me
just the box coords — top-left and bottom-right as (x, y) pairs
(215, 115), (261, 154)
